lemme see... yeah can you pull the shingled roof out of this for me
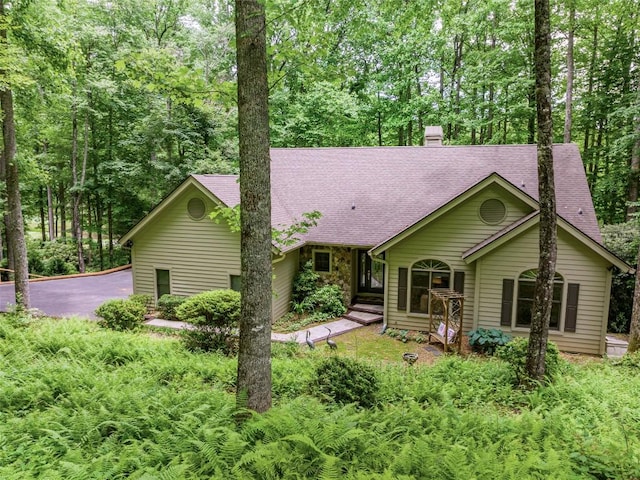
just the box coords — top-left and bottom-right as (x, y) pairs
(193, 143), (601, 252)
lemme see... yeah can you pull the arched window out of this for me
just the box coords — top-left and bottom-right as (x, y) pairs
(410, 259), (451, 314)
(516, 269), (563, 330)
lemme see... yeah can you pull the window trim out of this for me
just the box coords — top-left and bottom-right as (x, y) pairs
(229, 273), (242, 292)
(155, 267), (172, 300)
(407, 258), (452, 316)
(512, 269), (566, 332)
(312, 249), (332, 274)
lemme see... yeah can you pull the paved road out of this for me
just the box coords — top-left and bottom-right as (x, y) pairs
(0, 269), (133, 319)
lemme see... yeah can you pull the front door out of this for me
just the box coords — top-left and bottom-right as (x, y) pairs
(358, 250), (384, 294)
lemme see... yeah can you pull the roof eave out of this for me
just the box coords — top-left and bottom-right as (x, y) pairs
(370, 172), (538, 256)
(119, 175), (227, 245)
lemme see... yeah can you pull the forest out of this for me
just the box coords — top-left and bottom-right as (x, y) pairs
(0, 0), (639, 272)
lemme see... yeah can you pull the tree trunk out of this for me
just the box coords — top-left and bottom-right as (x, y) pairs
(235, 0), (273, 413)
(626, 120), (640, 220)
(563, 1), (575, 143)
(629, 240), (640, 353)
(526, 0), (557, 384)
(59, 182), (66, 238)
(107, 198), (113, 267)
(0, 77), (30, 308)
(39, 186), (46, 243)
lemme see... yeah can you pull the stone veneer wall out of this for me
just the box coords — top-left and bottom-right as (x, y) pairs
(300, 245), (353, 305)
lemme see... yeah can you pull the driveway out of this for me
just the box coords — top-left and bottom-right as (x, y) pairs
(0, 268), (133, 319)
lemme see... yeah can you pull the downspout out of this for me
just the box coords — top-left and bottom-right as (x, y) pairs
(370, 252), (389, 333)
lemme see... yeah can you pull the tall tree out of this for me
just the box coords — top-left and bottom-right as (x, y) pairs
(235, 0), (272, 413)
(628, 119), (640, 353)
(525, 0), (557, 382)
(0, 0), (30, 309)
(563, 0), (575, 143)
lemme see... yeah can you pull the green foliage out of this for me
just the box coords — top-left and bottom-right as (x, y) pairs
(27, 239), (78, 277)
(157, 294), (187, 321)
(95, 299), (146, 331)
(128, 293), (153, 313)
(314, 356), (379, 408)
(2, 317), (640, 478)
(496, 337), (562, 386)
(602, 221), (639, 333)
(467, 328), (512, 355)
(176, 290), (241, 354)
(292, 260), (320, 304)
(385, 328), (427, 344)
(303, 284), (347, 318)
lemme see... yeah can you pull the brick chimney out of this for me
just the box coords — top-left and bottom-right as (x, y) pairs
(424, 126), (443, 146)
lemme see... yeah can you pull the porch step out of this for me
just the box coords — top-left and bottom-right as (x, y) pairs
(344, 309), (383, 325)
(349, 303), (384, 315)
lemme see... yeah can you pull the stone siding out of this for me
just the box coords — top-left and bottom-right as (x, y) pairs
(300, 245), (353, 304)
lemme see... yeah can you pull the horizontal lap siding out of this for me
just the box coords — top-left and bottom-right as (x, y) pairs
(478, 227), (609, 354)
(272, 249), (299, 320)
(387, 185), (532, 334)
(132, 187), (241, 299)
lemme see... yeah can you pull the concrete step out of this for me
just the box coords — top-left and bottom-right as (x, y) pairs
(344, 309), (383, 325)
(349, 303), (384, 315)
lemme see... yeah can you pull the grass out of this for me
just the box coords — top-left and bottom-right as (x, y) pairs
(2, 313), (640, 479)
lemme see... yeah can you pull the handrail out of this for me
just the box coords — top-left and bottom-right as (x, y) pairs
(0, 268), (46, 279)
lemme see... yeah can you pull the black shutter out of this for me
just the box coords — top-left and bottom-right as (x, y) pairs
(564, 283), (580, 333)
(454, 271), (465, 294)
(501, 279), (514, 326)
(397, 268), (408, 311)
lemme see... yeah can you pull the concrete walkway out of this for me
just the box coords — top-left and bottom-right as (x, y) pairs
(146, 317), (364, 343)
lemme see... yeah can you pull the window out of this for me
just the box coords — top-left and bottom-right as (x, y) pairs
(410, 259), (451, 314)
(156, 269), (171, 299)
(516, 269), (563, 330)
(230, 274), (242, 292)
(313, 250), (331, 273)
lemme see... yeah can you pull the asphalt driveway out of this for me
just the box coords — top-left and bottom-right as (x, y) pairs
(0, 268), (133, 319)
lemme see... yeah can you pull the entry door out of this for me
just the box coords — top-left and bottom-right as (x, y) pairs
(358, 250), (384, 294)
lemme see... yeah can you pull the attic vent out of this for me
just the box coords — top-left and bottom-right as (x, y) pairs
(479, 199), (506, 225)
(187, 197), (206, 220)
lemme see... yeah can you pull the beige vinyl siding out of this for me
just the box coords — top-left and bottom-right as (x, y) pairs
(477, 226), (610, 354)
(272, 249), (299, 320)
(386, 185), (533, 333)
(131, 186), (241, 299)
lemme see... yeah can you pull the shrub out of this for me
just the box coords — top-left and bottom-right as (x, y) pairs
(314, 356), (379, 408)
(291, 260), (320, 303)
(304, 284), (346, 317)
(128, 294), (153, 313)
(602, 221), (640, 333)
(157, 294), (187, 320)
(176, 289), (241, 354)
(468, 328), (511, 355)
(95, 299), (146, 331)
(496, 336), (561, 386)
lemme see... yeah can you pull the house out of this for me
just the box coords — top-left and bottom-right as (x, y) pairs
(120, 128), (631, 355)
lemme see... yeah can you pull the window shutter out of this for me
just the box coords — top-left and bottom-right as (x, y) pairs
(454, 271), (465, 294)
(501, 279), (514, 326)
(564, 283), (580, 333)
(397, 268), (408, 311)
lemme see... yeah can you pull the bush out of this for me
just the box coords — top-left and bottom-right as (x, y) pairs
(176, 290), (241, 354)
(602, 221), (640, 333)
(95, 299), (146, 331)
(314, 356), (379, 408)
(303, 284), (346, 317)
(496, 336), (561, 386)
(157, 294), (187, 320)
(467, 328), (511, 355)
(292, 260), (320, 303)
(128, 294), (153, 314)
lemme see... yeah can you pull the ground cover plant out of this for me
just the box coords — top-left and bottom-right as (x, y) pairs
(1, 314), (639, 479)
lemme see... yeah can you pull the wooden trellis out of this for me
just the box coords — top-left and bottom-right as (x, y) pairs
(428, 289), (465, 353)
